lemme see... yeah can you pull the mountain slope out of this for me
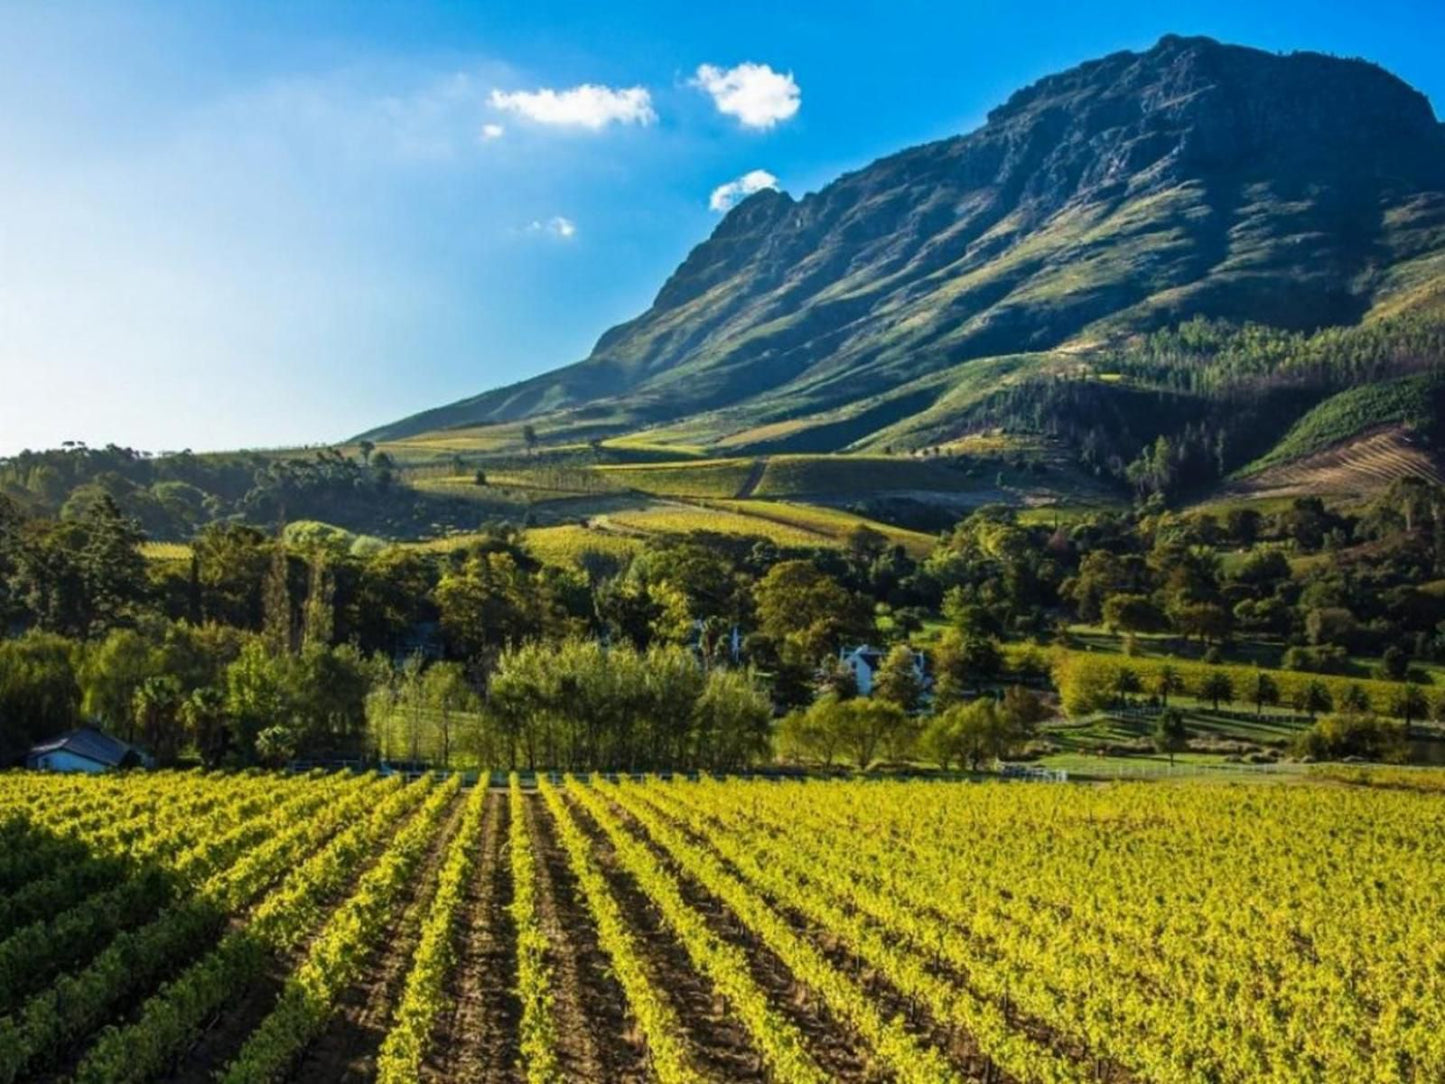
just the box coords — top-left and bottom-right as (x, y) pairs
(362, 34), (1445, 449)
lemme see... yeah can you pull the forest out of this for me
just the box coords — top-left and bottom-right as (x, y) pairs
(4, 458), (1445, 772)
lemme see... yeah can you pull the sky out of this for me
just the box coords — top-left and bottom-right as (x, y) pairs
(1, 0), (1443, 456)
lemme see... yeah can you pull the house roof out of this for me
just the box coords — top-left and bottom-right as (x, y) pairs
(28, 727), (141, 767)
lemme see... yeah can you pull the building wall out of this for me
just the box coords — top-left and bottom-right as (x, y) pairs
(28, 750), (109, 773)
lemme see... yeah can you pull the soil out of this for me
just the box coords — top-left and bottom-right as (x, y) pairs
(561, 789), (767, 1081)
(528, 791), (650, 1082)
(428, 789), (523, 1084)
(593, 789), (883, 1081)
(287, 793), (466, 1081)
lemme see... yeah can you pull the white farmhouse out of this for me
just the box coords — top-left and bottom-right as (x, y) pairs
(839, 644), (927, 696)
(26, 727), (152, 773)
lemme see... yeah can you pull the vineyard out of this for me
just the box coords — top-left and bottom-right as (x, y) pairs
(3, 769), (1444, 1082)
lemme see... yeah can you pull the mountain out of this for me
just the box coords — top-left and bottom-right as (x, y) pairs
(362, 35), (1445, 465)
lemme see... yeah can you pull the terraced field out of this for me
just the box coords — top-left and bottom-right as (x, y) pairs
(8, 770), (1445, 1084)
(1232, 425), (1444, 500)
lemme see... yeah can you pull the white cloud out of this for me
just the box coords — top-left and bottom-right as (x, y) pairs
(488, 84), (655, 129)
(691, 63), (800, 129)
(526, 215), (577, 239)
(481, 122), (505, 140)
(709, 169), (779, 212)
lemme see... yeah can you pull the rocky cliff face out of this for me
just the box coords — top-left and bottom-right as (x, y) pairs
(365, 35), (1445, 443)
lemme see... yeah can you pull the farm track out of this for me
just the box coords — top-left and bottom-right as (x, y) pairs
(561, 790), (767, 1082)
(594, 791), (880, 1081)
(529, 792), (649, 1082)
(734, 457), (767, 499)
(289, 792), (466, 1082)
(429, 789), (521, 1084)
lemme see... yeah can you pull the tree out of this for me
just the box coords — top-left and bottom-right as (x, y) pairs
(999, 685), (1050, 740)
(844, 525), (889, 566)
(834, 698), (912, 770)
(753, 561), (870, 665)
(920, 699), (1016, 772)
(522, 424), (539, 455)
(132, 675), (184, 764)
(1151, 708), (1189, 766)
(302, 552), (334, 649)
(1341, 684), (1372, 715)
(929, 631), (970, 709)
(1379, 645), (1410, 682)
(78, 627), (156, 740)
(421, 661), (478, 769)
(1199, 669), (1233, 711)
(0, 632), (81, 764)
(777, 702), (843, 767)
(872, 645), (923, 713)
(1112, 666), (1141, 707)
(1170, 602), (1231, 644)
(262, 538), (294, 657)
(1252, 671), (1280, 718)
(1051, 654), (1114, 717)
(814, 658), (859, 702)
(1102, 594), (1167, 635)
(224, 638), (290, 762)
(181, 686), (231, 767)
(437, 551), (553, 657)
(1152, 664), (1183, 707)
(693, 669), (772, 770)
(1302, 680), (1333, 720)
(1295, 712), (1406, 762)
(1389, 683), (1429, 736)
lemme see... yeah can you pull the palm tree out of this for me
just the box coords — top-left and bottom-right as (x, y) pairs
(1200, 670), (1233, 711)
(1153, 664), (1183, 707)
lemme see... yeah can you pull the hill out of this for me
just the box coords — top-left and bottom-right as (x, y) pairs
(362, 34), (1445, 487)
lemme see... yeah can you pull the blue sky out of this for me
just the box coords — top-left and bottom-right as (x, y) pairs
(2, 0), (1442, 455)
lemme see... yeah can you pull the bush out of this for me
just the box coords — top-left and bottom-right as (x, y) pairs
(1293, 713), (1407, 762)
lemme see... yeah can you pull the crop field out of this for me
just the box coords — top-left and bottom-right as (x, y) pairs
(520, 523), (644, 567)
(724, 499), (938, 556)
(5, 770), (1445, 1083)
(604, 504), (833, 548)
(594, 458), (759, 499)
(750, 454), (981, 497)
(1232, 425), (1444, 499)
(139, 541), (193, 562)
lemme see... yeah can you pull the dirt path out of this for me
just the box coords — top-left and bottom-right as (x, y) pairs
(596, 791), (879, 1081)
(561, 790), (766, 1081)
(529, 792), (649, 1082)
(287, 792), (466, 1082)
(429, 789), (521, 1084)
(735, 457), (768, 499)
